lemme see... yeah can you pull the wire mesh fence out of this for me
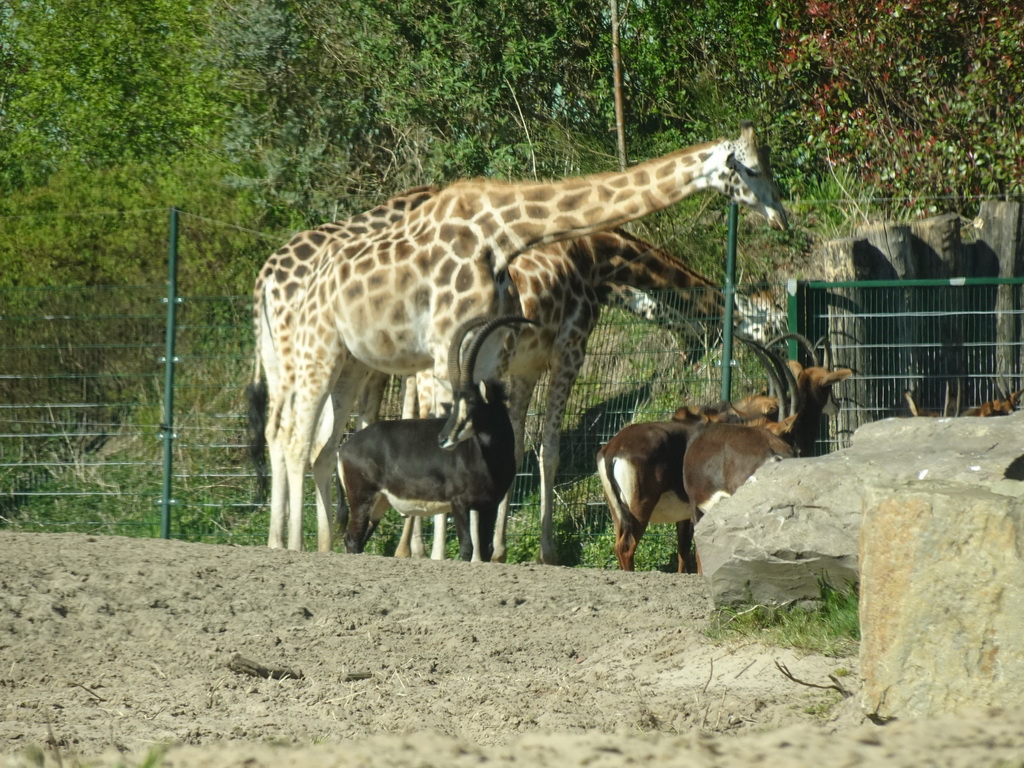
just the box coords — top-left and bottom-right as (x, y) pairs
(2, 209), (1022, 569)
(0, 279), (788, 565)
(798, 277), (1024, 449)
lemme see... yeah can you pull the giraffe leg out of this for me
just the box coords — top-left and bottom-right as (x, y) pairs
(258, 306), (290, 549)
(355, 370), (388, 431)
(316, 369), (385, 553)
(394, 374), (428, 559)
(537, 334), (588, 566)
(470, 510), (482, 563)
(311, 401), (342, 553)
(317, 364), (376, 552)
(412, 516), (428, 558)
(287, 360), (367, 551)
(451, 507), (474, 562)
(266, 420), (289, 549)
(492, 373), (538, 562)
(395, 516), (416, 558)
(537, 437), (560, 566)
(344, 371), (388, 535)
(492, 497), (511, 563)
(284, 419), (314, 552)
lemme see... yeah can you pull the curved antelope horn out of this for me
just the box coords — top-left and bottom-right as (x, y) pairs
(457, 314), (538, 391)
(815, 334), (832, 371)
(737, 333), (790, 422)
(447, 316), (492, 391)
(777, 349), (802, 420)
(767, 332), (820, 368)
(750, 334), (802, 420)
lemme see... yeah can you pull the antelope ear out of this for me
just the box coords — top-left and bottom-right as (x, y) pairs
(478, 381), (489, 400)
(772, 412), (798, 435)
(825, 368), (854, 385)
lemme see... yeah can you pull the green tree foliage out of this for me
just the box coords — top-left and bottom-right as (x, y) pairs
(0, 0), (223, 190)
(769, 0), (1024, 209)
(0, 0), (269, 291)
(2, 0), (1022, 289)
(0, 158), (266, 293)
(209, 0), (620, 223)
(619, 0), (783, 158)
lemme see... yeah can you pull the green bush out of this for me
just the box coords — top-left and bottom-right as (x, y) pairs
(770, 1), (1024, 212)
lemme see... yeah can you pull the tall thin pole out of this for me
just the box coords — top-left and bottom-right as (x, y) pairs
(721, 202), (739, 401)
(159, 206), (180, 540)
(610, 0), (627, 170)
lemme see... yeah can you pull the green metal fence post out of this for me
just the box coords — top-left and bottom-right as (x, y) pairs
(786, 278), (799, 360)
(721, 202), (739, 401)
(159, 206), (180, 539)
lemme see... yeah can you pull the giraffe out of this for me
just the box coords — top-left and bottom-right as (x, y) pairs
(248, 185), (439, 548)
(270, 121), (788, 552)
(390, 228), (732, 564)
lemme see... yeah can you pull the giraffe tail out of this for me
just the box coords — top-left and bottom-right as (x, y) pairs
(246, 380), (269, 503)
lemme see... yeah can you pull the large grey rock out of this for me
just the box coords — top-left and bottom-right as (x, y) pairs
(692, 451), (862, 608)
(858, 420), (1024, 720)
(693, 410), (1024, 720)
(694, 411), (1024, 608)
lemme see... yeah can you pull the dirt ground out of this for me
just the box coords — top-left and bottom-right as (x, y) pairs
(0, 532), (1021, 767)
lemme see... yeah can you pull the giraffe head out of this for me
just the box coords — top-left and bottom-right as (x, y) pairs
(707, 122), (789, 231)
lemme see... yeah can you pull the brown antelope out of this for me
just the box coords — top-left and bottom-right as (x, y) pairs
(596, 335), (796, 573)
(962, 388), (1022, 417)
(597, 333), (852, 574)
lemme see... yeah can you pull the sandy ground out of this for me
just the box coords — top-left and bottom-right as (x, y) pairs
(0, 532), (1021, 767)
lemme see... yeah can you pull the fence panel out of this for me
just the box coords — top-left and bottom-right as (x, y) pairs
(0, 286), (167, 535)
(1, 277), (785, 567)
(800, 277), (1024, 447)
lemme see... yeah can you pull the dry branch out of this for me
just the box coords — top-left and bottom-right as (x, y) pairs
(774, 659), (852, 698)
(227, 653), (304, 680)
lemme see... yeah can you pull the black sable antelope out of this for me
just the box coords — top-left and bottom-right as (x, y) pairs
(338, 314), (536, 562)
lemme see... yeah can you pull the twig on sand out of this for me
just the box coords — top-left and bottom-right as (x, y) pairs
(702, 657), (714, 695)
(227, 653), (304, 681)
(68, 681), (107, 702)
(774, 660), (852, 698)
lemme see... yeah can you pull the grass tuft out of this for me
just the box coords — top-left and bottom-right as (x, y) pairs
(707, 579), (860, 658)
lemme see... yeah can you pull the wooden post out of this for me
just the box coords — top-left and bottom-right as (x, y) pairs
(910, 215), (966, 409)
(911, 213), (964, 277)
(852, 223), (917, 416)
(819, 238), (869, 441)
(975, 201), (1024, 395)
(855, 222), (912, 279)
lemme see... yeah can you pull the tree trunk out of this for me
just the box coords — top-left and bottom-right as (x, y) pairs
(975, 201), (1023, 397)
(610, 0), (627, 171)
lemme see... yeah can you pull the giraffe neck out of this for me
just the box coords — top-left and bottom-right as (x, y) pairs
(573, 230), (726, 316)
(434, 140), (721, 271)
